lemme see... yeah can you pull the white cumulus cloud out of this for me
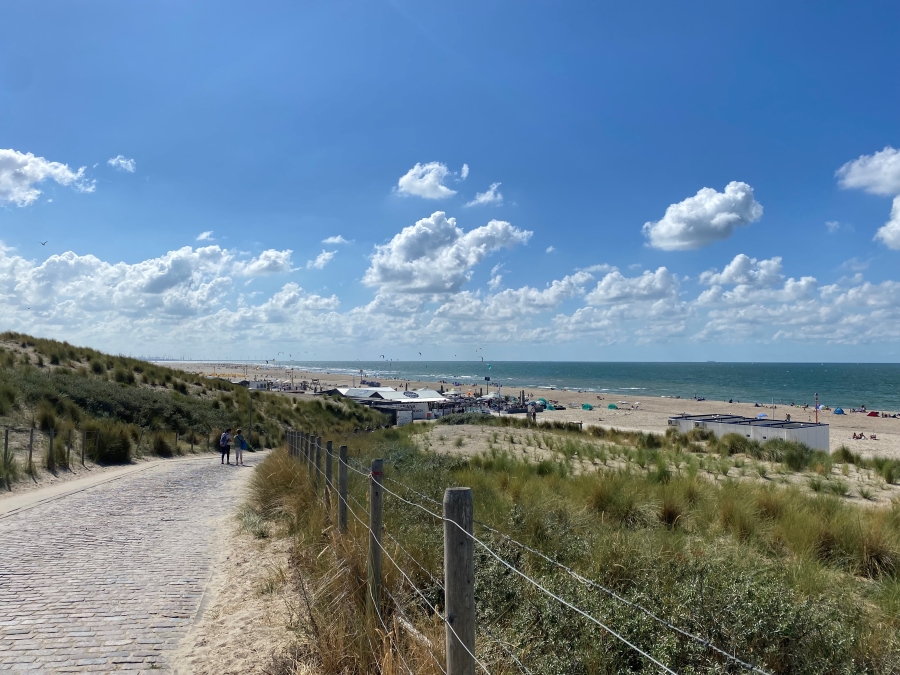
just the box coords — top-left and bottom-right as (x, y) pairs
(307, 250), (336, 270)
(642, 181), (763, 251)
(363, 211), (532, 294)
(235, 249), (294, 276)
(395, 162), (457, 199)
(196, 231), (214, 241)
(699, 254), (783, 287)
(465, 182), (503, 207)
(836, 146), (900, 196)
(435, 272), (593, 322)
(585, 267), (679, 305)
(322, 235), (351, 245)
(0, 148), (94, 206)
(874, 196), (900, 250)
(107, 155), (136, 173)
(461, 164), (469, 179)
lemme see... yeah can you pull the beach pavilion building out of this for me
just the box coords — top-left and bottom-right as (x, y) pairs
(323, 386), (455, 423)
(667, 414), (829, 451)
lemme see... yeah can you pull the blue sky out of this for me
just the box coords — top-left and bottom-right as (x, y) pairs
(1, 1), (899, 361)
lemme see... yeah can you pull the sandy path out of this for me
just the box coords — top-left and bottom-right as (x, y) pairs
(0, 451), (266, 673)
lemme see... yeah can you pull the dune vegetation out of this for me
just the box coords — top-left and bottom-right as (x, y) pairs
(246, 417), (900, 674)
(0, 332), (384, 487)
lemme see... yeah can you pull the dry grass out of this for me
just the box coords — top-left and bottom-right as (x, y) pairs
(246, 420), (900, 674)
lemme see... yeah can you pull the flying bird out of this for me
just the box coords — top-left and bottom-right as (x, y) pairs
(39, 241), (48, 245)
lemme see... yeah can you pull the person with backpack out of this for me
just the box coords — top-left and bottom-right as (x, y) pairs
(219, 428), (232, 465)
(233, 429), (247, 466)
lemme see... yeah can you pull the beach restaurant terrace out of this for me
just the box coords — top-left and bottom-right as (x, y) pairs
(325, 387), (456, 421)
(668, 413), (829, 451)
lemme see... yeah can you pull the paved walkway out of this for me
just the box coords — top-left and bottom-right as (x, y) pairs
(0, 453), (265, 673)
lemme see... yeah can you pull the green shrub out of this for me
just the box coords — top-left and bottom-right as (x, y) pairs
(716, 432), (752, 456)
(766, 439), (816, 471)
(153, 434), (173, 457)
(113, 367), (135, 385)
(37, 400), (56, 431)
(875, 459), (900, 485)
(637, 431), (662, 449)
(84, 421), (133, 464)
(0, 381), (16, 415)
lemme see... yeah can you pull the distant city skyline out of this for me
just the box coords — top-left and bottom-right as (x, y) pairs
(1, 2), (899, 361)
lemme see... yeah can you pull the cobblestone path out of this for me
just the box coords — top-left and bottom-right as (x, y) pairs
(0, 454), (264, 673)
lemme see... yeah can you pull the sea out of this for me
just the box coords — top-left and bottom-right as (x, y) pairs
(267, 361), (900, 412)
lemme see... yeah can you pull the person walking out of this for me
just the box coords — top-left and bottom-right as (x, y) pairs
(219, 428), (232, 465)
(233, 429), (246, 466)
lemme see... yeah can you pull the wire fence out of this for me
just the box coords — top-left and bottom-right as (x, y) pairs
(285, 429), (773, 675)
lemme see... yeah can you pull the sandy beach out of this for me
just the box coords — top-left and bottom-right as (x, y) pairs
(165, 362), (900, 459)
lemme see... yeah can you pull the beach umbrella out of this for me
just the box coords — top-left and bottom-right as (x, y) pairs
(834, 407), (845, 415)
(867, 411), (879, 417)
(538, 397), (548, 404)
(608, 404), (618, 409)
(582, 403), (593, 410)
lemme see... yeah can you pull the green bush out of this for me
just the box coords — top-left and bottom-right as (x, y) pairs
(715, 432), (753, 456)
(0, 381), (16, 415)
(767, 439), (817, 471)
(84, 421), (133, 464)
(153, 434), (173, 457)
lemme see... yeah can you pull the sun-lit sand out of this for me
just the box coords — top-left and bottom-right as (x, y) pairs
(165, 362), (900, 459)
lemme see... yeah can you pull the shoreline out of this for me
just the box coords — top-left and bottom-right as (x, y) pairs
(165, 362), (900, 459)
(153, 360), (900, 411)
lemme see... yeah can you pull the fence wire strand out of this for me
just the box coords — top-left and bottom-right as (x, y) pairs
(369, 583), (416, 675)
(300, 437), (768, 675)
(380, 470), (770, 675)
(324, 458), (452, 674)
(373, 480), (675, 674)
(383, 585), (448, 675)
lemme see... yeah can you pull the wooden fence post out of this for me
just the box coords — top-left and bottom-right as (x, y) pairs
(81, 429), (86, 467)
(367, 458), (384, 619)
(302, 431), (308, 461)
(28, 428), (34, 472)
(48, 429), (55, 472)
(3, 428), (9, 489)
(325, 440), (333, 521)
(339, 445), (348, 533)
(314, 437), (322, 490)
(308, 435), (316, 478)
(444, 487), (476, 675)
